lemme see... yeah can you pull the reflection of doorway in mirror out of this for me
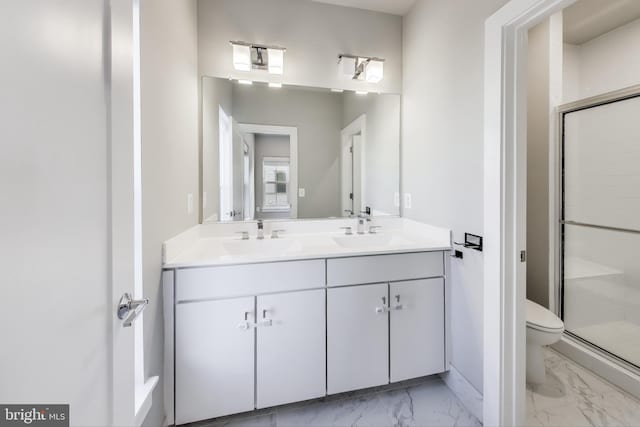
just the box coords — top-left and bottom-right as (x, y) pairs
(218, 106), (233, 221)
(341, 114), (366, 217)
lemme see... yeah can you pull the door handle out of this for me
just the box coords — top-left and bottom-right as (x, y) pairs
(258, 309), (273, 327)
(390, 294), (403, 311)
(117, 293), (149, 327)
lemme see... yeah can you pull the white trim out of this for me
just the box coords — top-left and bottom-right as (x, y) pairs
(238, 123), (298, 218)
(484, 0), (576, 425)
(440, 366), (483, 422)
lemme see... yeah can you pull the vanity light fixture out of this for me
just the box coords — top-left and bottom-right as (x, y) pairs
(355, 90), (368, 95)
(331, 88), (344, 93)
(231, 41), (286, 75)
(338, 54), (385, 83)
(232, 44), (251, 72)
(238, 79), (253, 85)
(365, 59), (384, 83)
(268, 82), (282, 88)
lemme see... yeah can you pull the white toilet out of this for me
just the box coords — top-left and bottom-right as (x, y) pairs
(526, 299), (564, 384)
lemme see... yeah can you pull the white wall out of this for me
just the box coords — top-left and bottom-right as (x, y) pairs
(197, 0), (402, 93)
(140, 1), (200, 425)
(563, 18), (640, 103)
(0, 1), (110, 425)
(402, 0), (509, 392)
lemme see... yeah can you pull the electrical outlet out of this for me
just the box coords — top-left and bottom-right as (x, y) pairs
(298, 188), (306, 197)
(394, 192), (400, 207)
(187, 193), (194, 214)
(404, 193), (412, 209)
(203, 192), (208, 209)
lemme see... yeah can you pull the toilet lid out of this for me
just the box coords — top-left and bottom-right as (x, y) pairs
(526, 300), (564, 331)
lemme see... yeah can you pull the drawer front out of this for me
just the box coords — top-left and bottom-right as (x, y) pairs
(327, 252), (443, 286)
(176, 259), (325, 301)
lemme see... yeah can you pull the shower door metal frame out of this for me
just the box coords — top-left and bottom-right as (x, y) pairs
(554, 83), (640, 373)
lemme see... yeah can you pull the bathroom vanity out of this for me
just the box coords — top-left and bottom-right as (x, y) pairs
(163, 218), (451, 425)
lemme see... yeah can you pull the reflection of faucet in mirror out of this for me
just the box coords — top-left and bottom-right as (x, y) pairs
(257, 220), (264, 240)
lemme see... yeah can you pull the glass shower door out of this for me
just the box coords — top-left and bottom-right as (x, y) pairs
(562, 93), (640, 368)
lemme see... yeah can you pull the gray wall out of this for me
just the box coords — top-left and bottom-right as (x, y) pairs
(202, 77), (232, 221)
(140, 1), (200, 425)
(197, 0), (402, 93)
(402, 0), (509, 393)
(526, 18), (557, 308)
(343, 93), (401, 216)
(254, 134), (291, 220)
(232, 84), (343, 218)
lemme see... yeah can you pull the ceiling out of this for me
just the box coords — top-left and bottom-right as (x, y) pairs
(309, 0), (416, 16)
(564, 0), (640, 45)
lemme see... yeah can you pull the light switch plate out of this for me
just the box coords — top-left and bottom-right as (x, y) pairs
(187, 193), (194, 214)
(404, 193), (412, 209)
(298, 188), (306, 197)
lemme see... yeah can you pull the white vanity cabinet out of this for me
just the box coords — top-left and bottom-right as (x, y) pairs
(256, 290), (326, 408)
(165, 250), (449, 426)
(327, 283), (390, 394)
(389, 278), (445, 382)
(175, 297), (255, 424)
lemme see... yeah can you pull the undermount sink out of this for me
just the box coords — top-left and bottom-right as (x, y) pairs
(222, 238), (301, 256)
(332, 233), (415, 249)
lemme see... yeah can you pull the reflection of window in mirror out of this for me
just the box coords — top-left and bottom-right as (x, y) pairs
(263, 157), (290, 212)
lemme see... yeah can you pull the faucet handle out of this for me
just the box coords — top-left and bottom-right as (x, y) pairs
(236, 231), (250, 240)
(339, 226), (353, 235)
(368, 226), (382, 234)
(271, 229), (286, 239)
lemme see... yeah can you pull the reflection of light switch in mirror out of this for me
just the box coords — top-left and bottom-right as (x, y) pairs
(298, 188), (306, 198)
(394, 192), (400, 208)
(187, 193), (194, 214)
(404, 193), (412, 209)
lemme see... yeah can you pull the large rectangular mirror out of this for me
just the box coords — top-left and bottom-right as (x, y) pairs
(202, 76), (400, 222)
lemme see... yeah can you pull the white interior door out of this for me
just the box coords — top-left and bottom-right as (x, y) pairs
(341, 136), (354, 215)
(1, 1), (146, 426)
(219, 106), (233, 221)
(231, 119), (245, 221)
(352, 134), (363, 214)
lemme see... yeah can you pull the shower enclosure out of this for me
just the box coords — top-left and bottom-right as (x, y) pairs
(556, 85), (640, 379)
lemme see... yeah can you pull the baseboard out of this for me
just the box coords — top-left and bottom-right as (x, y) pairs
(440, 365), (483, 422)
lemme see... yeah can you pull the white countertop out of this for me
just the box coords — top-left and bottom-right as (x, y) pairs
(163, 218), (452, 269)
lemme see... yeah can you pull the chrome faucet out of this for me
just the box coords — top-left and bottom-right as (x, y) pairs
(257, 220), (264, 240)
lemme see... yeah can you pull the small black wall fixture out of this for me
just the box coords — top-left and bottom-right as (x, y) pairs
(454, 233), (483, 252)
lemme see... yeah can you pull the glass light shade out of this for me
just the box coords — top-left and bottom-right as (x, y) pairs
(268, 48), (284, 75)
(365, 60), (384, 83)
(232, 44), (251, 71)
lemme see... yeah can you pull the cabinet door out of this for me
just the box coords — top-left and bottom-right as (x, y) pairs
(256, 290), (326, 408)
(327, 283), (389, 394)
(175, 297), (255, 424)
(390, 278), (445, 382)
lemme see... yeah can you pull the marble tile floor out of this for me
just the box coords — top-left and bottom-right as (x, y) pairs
(527, 347), (640, 426)
(191, 377), (481, 427)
